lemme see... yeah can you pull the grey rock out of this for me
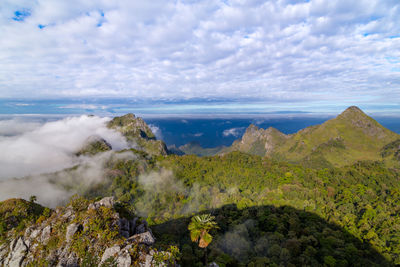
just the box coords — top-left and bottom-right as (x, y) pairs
(62, 208), (75, 221)
(208, 262), (219, 267)
(41, 225), (52, 244)
(0, 243), (8, 264)
(138, 251), (154, 267)
(29, 229), (41, 240)
(57, 250), (79, 267)
(128, 231), (155, 246)
(66, 223), (81, 243)
(117, 249), (132, 267)
(6, 237), (28, 267)
(100, 245), (121, 265)
(88, 196), (115, 210)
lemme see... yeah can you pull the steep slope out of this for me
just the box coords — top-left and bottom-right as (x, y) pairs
(227, 125), (289, 156)
(229, 106), (400, 167)
(107, 113), (168, 156)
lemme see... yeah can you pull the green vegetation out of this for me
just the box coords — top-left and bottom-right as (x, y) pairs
(76, 136), (112, 156)
(84, 150), (399, 265)
(189, 214), (219, 248)
(177, 141), (226, 156)
(189, 214), (219, 265)
(0, 198), (47, 243)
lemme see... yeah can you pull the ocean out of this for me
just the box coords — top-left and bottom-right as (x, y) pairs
(144, 116), (400, 148)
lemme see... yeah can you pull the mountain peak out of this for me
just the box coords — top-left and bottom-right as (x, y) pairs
(341, 106), (365, 116)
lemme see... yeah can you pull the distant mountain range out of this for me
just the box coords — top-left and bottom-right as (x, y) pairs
(188, 106), (400, 168)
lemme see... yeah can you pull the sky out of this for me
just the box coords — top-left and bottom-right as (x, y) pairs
(0, 0), (399, 114)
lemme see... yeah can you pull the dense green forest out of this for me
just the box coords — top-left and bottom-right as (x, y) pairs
(82, 150), (400, 266)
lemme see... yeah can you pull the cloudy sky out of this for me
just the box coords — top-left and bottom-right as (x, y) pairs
(0, 0), (399, 112)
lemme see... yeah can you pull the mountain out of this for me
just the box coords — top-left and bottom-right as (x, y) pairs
(227, 106), (400, 167)
(107, 113), (168, 156)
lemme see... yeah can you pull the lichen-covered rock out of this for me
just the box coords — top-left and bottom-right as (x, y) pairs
(129, 231), (155, 246)
(66, 223), (81, 243)
(5, 237), (28, 267)
(40, 225), (51, 244)
(116, 247), (131, 267)
(88, 196), (115, 210)
(0, 243), (8, 265)
(100, 245), (121, 265)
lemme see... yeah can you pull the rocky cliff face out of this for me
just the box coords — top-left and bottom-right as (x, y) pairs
(107, 114), (168, 156)
(0, 197), (174, 267)
(227, 125), (288, 156)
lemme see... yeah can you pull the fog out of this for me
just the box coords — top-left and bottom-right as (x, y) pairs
(0, 115), (128, 179)
(0, 115), (133, 207)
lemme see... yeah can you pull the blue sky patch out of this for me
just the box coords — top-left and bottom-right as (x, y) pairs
(12, 9), (31, 21)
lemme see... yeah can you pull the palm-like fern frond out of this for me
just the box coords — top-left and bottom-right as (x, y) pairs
(188, 214), (219, 248)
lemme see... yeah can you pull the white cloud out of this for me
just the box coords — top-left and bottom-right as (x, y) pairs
(0, 118), (42, 136)
(0, 0), (399, 106)
(0, 151), (136, 207)
(148, 124), (162, 140)
(0, 115), (128, 179)
(223, 127), (245, 137)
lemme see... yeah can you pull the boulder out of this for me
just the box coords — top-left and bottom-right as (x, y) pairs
(100, 245), (121, 265)
(66, 223), (81, 243)
(88, 197), (115, 210)
(117, 248), (132, 267)
(128, 231), (155, 246)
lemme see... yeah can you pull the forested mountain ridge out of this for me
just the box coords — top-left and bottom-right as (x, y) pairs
(227, 106), (400, 167)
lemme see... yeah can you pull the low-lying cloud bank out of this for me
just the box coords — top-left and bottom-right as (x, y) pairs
(0, 151), (136, 207)
(0, 115), (128, 179)
(0, 115), (133, 206)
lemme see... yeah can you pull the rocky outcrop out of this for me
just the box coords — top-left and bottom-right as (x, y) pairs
(76, 135), (112, 156)
(4, 237), (28, 267)
(0, 197), (173, 267)
(107, 113), (168, 156)
(228, 124), (288, 156)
